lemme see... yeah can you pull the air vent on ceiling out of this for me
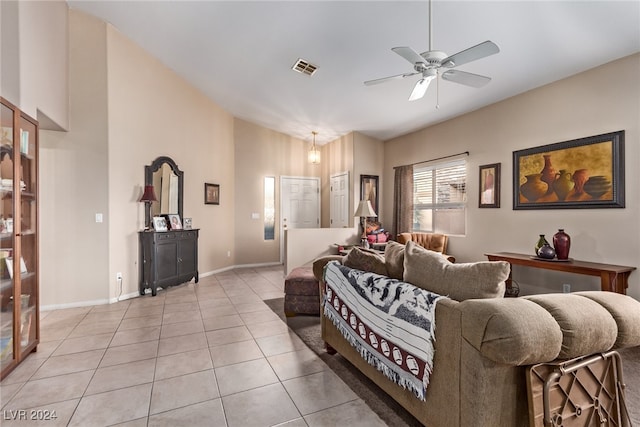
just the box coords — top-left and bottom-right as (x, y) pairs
(292, 58), (318, 76)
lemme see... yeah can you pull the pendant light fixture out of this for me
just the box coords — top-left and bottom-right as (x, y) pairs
(308, 131), (320, 164)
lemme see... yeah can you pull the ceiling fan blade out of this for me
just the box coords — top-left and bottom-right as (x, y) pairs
(392, 47), (426, 65)
(441, 70), (491, 88)
(408, 75), (435, 101)
(441, 40), (499, 68)
(364, 72), (419, 86)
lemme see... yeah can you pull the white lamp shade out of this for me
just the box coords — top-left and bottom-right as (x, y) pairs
(354, 200), (377, 218)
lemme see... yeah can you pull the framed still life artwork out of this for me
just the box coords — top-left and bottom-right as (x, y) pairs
(513, 131), (624, 210)
(479, 163), (500, 208)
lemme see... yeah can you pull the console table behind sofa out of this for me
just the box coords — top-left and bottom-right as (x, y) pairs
(485, 252), (635, 294)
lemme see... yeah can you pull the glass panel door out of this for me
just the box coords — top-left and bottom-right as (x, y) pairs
(0, 102), (15, 369)
(18, 113), (37, 352)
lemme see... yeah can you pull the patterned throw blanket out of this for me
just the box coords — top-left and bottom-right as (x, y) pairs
(323, 261), (445, 401)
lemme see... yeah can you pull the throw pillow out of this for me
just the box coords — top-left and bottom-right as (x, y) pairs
(384, 240), (405, 280)
(403, 241), (509, 301)
(343, 247), (388, 276)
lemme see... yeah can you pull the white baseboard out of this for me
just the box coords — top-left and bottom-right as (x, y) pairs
(41, 263), (284, 310)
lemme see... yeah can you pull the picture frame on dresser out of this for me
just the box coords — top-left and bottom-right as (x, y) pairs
(166, 214), (182, 230)
(183, 218), (193, 230)
(152, 216), (168, 232)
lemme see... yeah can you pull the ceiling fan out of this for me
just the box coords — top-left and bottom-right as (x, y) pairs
(365, 0), (500, 102)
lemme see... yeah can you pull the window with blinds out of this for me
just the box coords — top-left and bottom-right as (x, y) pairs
(413, 159), (467, 235)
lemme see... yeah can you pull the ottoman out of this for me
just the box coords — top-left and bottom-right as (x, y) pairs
(284, 266), (320, 316)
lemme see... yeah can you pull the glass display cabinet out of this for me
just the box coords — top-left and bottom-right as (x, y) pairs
(0, 97), (39, 380)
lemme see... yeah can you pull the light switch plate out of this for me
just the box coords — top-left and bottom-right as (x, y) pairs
(95, 213), (103, 223)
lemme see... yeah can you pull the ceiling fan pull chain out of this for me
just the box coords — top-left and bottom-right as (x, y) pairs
(436, 72), (440, 109)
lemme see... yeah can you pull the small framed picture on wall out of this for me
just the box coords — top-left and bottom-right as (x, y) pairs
(479, 163), (500, 208)
(205, 183), (220, 205)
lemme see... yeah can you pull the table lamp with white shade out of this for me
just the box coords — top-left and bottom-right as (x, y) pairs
(354, 200), (377, 246)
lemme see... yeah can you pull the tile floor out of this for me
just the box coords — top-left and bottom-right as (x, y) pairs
(0, 266), (387, 427)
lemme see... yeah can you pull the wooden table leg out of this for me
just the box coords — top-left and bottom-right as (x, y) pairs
(601, 272), (628, 295)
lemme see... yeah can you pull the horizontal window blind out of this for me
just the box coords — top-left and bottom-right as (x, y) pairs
(413, 159), (466, 234)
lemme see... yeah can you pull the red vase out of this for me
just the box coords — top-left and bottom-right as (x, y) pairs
(540, 155), (556, 195)
(553, 229), (571, 260)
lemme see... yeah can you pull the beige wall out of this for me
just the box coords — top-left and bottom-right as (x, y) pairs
(234, 119), (320, 264)
(40, 9), (109, 306)
(383, 53), (640, 299)
(105, 18), (236, 301)
(354, 132), (385, 222)
(320, 133), (354, 228)
(232, 126), (383, 267)
(39, 9), (236, 307)
(1, 0), (68, 130)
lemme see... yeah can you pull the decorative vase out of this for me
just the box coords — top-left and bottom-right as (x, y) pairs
(484, 170), (494, 191)
(535, 234), (550, 255)
(520, 174), (548, 202)
(537, 244), (556, 259)
(572, 169), (589, 195)
(552, 170), (574, 201)
(583, 176), (612, 199)
(540, 155), (556, 195)
(553, 229), (571, 260)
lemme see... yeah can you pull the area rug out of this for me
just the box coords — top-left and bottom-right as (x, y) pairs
(265, 298), (424, 426)
(265, 297), (640, 426)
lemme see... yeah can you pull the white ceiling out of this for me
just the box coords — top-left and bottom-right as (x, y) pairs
(67, 1), (640, 144)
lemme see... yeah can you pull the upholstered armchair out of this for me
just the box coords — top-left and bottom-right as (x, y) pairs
(397, 232), (455, 262)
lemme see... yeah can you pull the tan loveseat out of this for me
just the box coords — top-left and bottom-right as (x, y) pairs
(313, 241), (640, 427)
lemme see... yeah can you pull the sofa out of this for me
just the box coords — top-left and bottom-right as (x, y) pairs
(313, 241), (640, 427)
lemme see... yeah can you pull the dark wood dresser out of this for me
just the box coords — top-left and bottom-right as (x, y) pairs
(138, 229), (199, 296)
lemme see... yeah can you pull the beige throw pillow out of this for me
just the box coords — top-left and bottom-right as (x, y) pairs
(403, 241), (509, 301)
(343, 247), (388, 276)
(384, 240), (405, 280)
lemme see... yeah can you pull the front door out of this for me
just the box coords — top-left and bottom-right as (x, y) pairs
(280, 176), (320, 261)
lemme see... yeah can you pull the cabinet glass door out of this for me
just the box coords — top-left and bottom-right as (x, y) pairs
(18, 113), (37, 352)
(0, 102), (15, 369)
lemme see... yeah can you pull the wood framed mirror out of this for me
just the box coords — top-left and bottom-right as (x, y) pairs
(144, 156), (183, 229)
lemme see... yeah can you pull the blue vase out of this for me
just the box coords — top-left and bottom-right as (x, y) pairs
(537, 244), (556, 259)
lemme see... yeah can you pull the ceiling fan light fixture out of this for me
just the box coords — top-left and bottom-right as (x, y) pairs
(409, 70), (437, 101)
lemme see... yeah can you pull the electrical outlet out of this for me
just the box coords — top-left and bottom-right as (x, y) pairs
(116, 272), (123, 281)
(227, 251), (231, 257)
(562, 283), (571, 293)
